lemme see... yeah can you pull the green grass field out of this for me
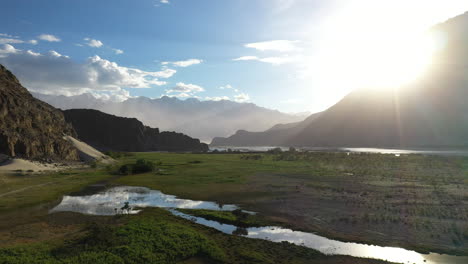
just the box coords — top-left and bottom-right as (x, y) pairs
(0, 151), (467, 263)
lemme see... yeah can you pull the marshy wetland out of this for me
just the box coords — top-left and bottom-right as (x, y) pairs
(0, 151), (467, 263)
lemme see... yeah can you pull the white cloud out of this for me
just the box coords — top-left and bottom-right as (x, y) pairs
(234, 93), (250, 103)
(0, 33), (19, 38)
(113, 48), (124, 55)
(0, 38), (24, 44)
(38, 34), (61, 42)
(48, 50), (69, 58)
(0, 44), (19, 57)
(233, 55), (297, 65)
(245, 40), (299, 52)
(167, 82), (204, 93)
(0, 47), (176, 98)
(160, 0), (170, 4)
(84, 38), (103, 48)
(162, 59), (203, 67)
(205, 96), (230, 101)
(28, 39), (38, 45)
(166, 82), (205, 98)
(219, 84), (233, 90)
(91, 88), (132, 102)
(233, 56), (259, 61)
(26, 50), (41, 56)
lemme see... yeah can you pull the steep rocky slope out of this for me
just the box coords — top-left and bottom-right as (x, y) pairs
(63, 109), (208, 152)
(0, 65), (79, 161)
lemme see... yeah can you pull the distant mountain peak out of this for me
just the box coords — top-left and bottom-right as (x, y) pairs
(33, 92), (308, 142)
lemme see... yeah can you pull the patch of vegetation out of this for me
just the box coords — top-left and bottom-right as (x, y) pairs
(118, 159), (156, 175)
(0, 209), (392, 264)
(240, 154), (263, 160)
(177, 209), (275, 227)
(104, 151), (134, 159)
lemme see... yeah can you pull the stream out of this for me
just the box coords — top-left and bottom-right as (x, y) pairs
(50, 186), (468, 264)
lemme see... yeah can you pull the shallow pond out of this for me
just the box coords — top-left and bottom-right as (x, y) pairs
(51, 186), (468, 264)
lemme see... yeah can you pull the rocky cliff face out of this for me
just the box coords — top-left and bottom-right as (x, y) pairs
(63, 109), (209, 152)
(0, 64), (79, 161)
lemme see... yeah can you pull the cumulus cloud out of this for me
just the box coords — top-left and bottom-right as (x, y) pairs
(205, 96), (230, 101)
(245, 40), (299, 52)
(0, 44), (20, 57)
(160, 0), (169, 3)
(166, 82), (205, 98)
(0, 45), (176, 99)
(234, 93), (250, 103)
(162, 59), (203, 67)
(167, 82), (204, 93)
(233, 55), (297, 65)
(38, 34), (61, 42)
(219, 84), (239, 92)
(113, 48), (124, 55)
(28, 39), (38, 45)
(84, 38), (103, 48)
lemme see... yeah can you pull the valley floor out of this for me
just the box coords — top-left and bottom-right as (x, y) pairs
(0, 151), (467, 263)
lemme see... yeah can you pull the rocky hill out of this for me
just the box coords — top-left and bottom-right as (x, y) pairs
(0, 64), (79, 161)
(63, 109), (209, 152)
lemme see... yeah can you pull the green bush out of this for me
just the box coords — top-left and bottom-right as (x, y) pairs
(131, 159), (155, 174)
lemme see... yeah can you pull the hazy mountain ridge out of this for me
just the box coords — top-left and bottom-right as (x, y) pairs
(33, 93), (308, 142)
(212, 12), (468, 148)
(63, 109), (208, 152)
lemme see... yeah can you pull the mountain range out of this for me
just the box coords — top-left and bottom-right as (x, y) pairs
(212, 12), (468, 148)
(33, 93), (308, 142)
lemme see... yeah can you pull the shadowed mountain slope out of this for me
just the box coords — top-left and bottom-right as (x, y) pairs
(63, 109), (208, 152)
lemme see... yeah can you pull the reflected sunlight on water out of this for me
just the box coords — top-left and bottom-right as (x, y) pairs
(51, 186), (468, 264)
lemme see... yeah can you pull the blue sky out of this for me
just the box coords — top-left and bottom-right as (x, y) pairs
(1, 0), (467, 113)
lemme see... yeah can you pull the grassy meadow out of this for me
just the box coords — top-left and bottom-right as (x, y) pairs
(0, 150), (467, 263)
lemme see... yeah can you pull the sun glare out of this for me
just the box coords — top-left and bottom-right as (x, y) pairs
(313, 0), (467, 91)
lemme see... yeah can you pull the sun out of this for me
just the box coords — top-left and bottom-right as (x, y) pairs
(312, 0), (462, 92)
(350, 32), (437, 89)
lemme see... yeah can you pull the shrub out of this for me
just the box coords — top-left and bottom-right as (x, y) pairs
(131, 159), (155, 174)
(267, 147), (283, 154)
(118, 165), (129, 175)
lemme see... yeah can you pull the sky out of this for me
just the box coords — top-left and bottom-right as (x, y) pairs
(1, 0), (468, 113)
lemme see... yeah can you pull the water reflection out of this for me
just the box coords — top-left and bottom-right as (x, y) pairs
(51, 186), (468, 264)
(50, 186), (237, 215)
(211, 146), (468, 156)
